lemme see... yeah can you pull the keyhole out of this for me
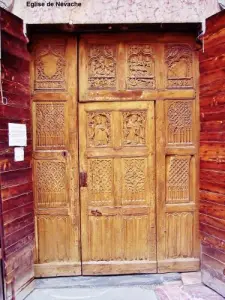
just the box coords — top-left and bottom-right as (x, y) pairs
(62, 151), (67, 157)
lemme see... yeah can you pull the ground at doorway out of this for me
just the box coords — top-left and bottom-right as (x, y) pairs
(25, 272), (224, 300)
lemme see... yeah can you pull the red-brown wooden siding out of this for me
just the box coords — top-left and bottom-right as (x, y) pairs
(200, 10), (225, 297)
(0, 8), (34, 299)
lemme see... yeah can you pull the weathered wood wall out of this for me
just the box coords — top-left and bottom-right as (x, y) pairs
(0, 8), (34, 299)
(200, 10), (225, 297)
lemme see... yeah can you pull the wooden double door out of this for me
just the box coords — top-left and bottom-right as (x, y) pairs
(31, 33), (199, 276)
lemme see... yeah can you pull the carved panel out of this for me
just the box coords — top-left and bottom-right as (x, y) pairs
(166, 212), (193, 258)
(87, 112), (111, 147)
(88, 159), (113, 205)
(88, 45), (116, 89)
(34, 41), (66, 91)
(126, 44), (155, 89)
(37, 216), (75, 263)
(123, 111), (146, 146)
(167, 100), (193, 144)
(124, 216), (152, 260)
(36, 102), (65, 149)
(35, 160), (67, 208)
(166, 156), (190, 203)
(122, 158), (146, 205)
(166, 44), (193, 88)
(88, 216), (122, 261)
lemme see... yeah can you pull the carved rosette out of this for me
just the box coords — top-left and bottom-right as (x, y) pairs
(88, 45), (116, 89)
(35, 42), (66, 91)
(167, 101), (192, 145)
(87, 112), (111, 147)
(165, 44), (193, 89)
(36, 103), (65, 149)
(166, 156), (190, 203)
(36, 161), (67, 208)
(123, 111), (146, 146)
(126, 44), (155, 89)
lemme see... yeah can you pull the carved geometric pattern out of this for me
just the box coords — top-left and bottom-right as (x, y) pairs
(89, 159), (112, 192)
(88, 45), (116, 89)
(127, 44), (155, 89)
(35, 41), (66, 90)
(166, 44), (193, 88)
(124, 159), (145, 193)
(36, 103), (65, 148)
(36, 161), (67, 208)
(87, 112), (111, 147)
(167, 101), (192, 144)
(123, 111), (146, 146)
(167, 156), (190, 203)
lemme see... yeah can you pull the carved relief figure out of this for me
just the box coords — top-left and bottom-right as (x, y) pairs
(123, 111), (146, 145)
(88, 112), (111, 147)
(36, 103), (65, 148)
(167, 157), (190, 203)
(166, 44), (193, 88)
(127, 44), (155, 89)
(35, 42), (66, 90)
(88, 45), (116, 89)
(167, 101), (192, 144)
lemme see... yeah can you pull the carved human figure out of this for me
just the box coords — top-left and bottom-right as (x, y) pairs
(125, 114), (145, 145)
(93, 114), (109, 146)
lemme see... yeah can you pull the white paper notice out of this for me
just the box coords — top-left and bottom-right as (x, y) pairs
(14, 147), (24, 162)
(8, 123), (27, 146)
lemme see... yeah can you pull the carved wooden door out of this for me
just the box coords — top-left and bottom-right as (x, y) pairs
(79, 33), (199, 275)
(31, 35), (81, 277)
(79, 102), (156, 275)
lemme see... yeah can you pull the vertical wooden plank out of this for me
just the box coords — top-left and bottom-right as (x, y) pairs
(156, 100), (166, 263)
(200, 10), (225, 298)
(0, 8), (34, 299)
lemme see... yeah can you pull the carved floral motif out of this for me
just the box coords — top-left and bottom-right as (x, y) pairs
(167, 101), (192, 144)
(87, 112), (111, 147)
(166, 44), (193, 88)
(89, 159), (113, 193)
(35, 42), (66, 90)
(36, 103), (65, 148)
(127, 44), (155, 89)
(124, 159), (145, 193)
(88, 45), (116, 89)
(123, 111), (146, 145)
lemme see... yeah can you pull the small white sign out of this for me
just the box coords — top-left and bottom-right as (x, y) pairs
(8, 123), (27, 146)
(14, 147), (24, 162)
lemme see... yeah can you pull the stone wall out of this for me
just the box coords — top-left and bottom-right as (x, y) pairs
(1, 0), (220, 25)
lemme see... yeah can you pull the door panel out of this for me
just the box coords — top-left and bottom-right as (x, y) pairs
(79, 101), (156, 275)
(31, 35), (81, 277)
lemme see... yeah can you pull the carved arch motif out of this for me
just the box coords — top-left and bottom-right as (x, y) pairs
(166, 44), (193, 88)
(88, 45), (116, 89)
(127, 44), (155, 89)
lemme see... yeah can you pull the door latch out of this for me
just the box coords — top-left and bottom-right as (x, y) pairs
(79, 172), (87, 187)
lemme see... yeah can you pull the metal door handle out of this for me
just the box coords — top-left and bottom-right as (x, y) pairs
(91, 209), (102, 216)
(79, 172), (87, 187)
